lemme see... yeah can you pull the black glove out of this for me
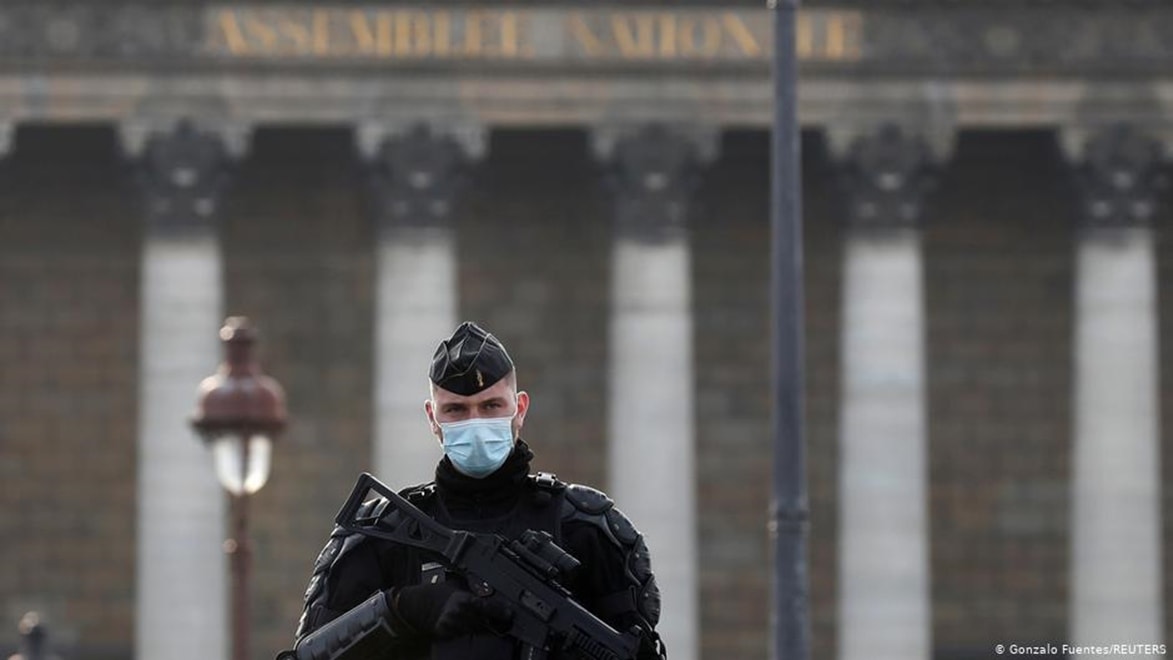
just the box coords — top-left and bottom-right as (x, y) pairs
(390, 581), (513, 639)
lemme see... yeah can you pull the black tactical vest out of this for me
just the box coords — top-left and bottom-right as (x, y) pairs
(401, 475), (566, 660)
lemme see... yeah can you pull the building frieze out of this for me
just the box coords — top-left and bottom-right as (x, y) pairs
(0, 4), (1169, 77)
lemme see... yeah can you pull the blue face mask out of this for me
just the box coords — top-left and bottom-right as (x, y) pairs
(438, 415), (516, 478)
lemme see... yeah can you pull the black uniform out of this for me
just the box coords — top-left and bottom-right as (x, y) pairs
(292, 441), (665, 660)
(288, 321), (665, 660)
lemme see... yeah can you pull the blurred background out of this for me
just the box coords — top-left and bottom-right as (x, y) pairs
(1, 1), (1171, 659)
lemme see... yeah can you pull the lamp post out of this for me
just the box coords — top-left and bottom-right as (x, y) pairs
(770, 0), (811, 659)
(191, 316), (287, 660)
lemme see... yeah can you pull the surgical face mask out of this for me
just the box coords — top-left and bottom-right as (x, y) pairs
(437, 414), (516, 478)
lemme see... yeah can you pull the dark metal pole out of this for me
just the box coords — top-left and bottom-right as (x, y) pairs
(770, 0), (810, 659)
(229, 491), (252, 660)
(229, 438), (253, 660)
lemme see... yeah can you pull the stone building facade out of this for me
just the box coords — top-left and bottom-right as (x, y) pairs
(2, 2), (1172, 660)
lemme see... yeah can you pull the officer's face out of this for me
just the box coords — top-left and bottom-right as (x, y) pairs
(425, 376), (530, 442)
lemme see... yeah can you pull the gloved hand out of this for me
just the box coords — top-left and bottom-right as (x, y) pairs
(390, 581), (513, 639)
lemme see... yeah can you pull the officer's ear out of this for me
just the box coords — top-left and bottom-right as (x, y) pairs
(515, 391), (530, 426)
(424, 399), (442, 440)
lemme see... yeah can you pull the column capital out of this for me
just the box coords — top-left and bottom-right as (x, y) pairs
(591, 124), (720, 166)
(1061, 124), (1169, 231)
(591, 123), (719, 243)
(830, 123), (946, 232)
(126, 119), (246, 236)
(357, 122), (484, 233)
(355, 121), (486, 163)
(826, 116), (957, 166)
(119, 118), (252, 161)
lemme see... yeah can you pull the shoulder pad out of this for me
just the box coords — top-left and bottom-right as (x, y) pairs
(309, 525), (348, 577)
(560, 484), (661, 628)
(560, 487), (641, 550)
(302, 491), (396, 607)
(562, 483), (614, 516)
(298, 484), (426, 639)
(303, 524), (366, 608)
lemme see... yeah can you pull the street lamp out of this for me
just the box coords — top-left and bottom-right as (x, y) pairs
(770, 1), (811, 659)
(192, 316), (287, 660)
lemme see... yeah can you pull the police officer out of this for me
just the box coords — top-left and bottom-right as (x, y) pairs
(288, 322), (666, 660)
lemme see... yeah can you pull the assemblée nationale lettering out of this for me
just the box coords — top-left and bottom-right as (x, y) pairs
(206, 7), (863, 62)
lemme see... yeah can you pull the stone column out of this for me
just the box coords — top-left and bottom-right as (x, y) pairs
(832, 124), (942, 660)
(123, 119), (247, 660)
(358, 123), (485, 489)
(595, 124), (716, 660)
(1065, 125), (1165, 652)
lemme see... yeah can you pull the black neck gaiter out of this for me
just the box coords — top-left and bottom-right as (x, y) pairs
(434, 439), (534, 521)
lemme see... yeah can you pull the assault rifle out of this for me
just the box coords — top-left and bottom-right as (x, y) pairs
(334, 472), (643, 660)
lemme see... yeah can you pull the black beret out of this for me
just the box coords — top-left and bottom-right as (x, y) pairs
(430, 321), (514, 395)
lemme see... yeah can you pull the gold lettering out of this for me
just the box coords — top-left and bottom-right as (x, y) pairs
(411, 11), (432, 56)
(658, 14), (677, 58)
(568, 14), (605, 57)
(347, 10), (393, 56)
(722, 14), (762, 57)
(348, 11), (376, 54)
(825, 13), (847, 60)
(217, 10), (251, 55)
(796, 12), (814, 59)
(500, 11), (519, 58)
(612, 14), (655, 58)
(242, 14), (279, 52)
(434, 11), (452, 56)
(310, 10), (330, 56)
(211, 8), (786, 62)
(394, 11), (412, 56)
(463, 11), (484, 56)
(680, 16), (721, 57)
(376, 13), (394, 57)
